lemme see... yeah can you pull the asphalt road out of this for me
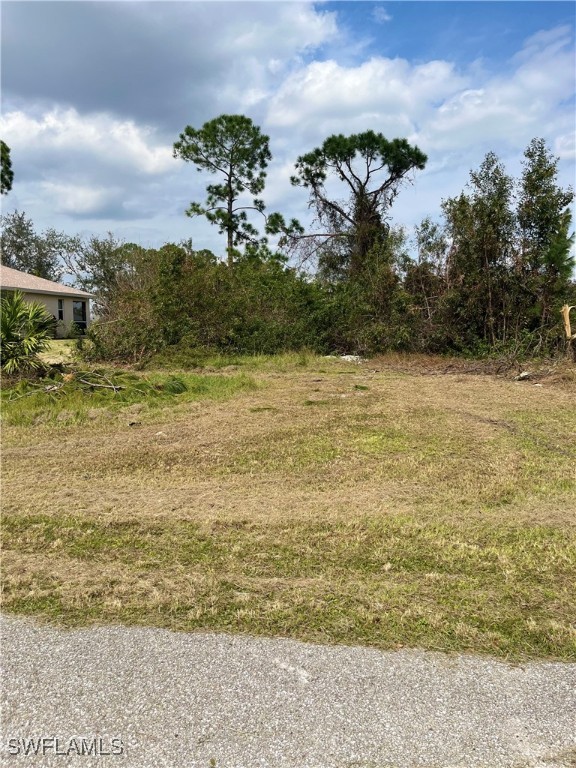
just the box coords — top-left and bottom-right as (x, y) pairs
(1, 614), (575, 768)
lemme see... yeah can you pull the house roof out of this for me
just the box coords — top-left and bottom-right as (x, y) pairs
(0, 265), (93, 298)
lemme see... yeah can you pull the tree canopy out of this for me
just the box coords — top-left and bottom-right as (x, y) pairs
(173, 114), (272, 266)
(0, 211), (72, 281)
(1, 140), (14, 196)
(290, 131), (427, 276)
(517, 138), (575, 327)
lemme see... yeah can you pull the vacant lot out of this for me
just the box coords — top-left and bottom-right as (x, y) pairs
(2, 355), (575, 661)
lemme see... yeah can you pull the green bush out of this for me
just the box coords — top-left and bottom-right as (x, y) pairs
(83, 244), (329, 363)
(0, 291), (56, 375)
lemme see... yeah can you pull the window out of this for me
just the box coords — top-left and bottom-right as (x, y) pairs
(57, 299), (64, 321)
(72, 300), (87, 333)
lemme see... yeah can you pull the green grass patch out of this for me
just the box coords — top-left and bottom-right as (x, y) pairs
(147, 348), (321, 372)
(2, 513), (575, 660)
(1, 369), (258, 427)
(355, 427), (411, 454)
(249, 406), (279, 413)
(227, 431), (340, 473)
(37, 339), (79, 365)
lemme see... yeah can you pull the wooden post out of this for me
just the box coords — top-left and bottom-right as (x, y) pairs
(561, 305), (576, 362)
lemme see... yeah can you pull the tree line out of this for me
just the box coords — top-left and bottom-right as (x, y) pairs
(1, 117), (574, 361)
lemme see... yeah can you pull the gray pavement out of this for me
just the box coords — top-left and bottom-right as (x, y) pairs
(1, 613), (575, 768)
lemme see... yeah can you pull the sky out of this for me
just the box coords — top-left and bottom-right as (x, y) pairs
(1, 0), (575, 259)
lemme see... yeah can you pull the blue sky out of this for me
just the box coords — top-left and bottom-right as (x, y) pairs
(329, 2), (575, 66)
(1, 1), (574, 258)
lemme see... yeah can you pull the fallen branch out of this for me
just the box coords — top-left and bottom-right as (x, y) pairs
(7, 383), (65, 401)
(78, 378), (125, 392)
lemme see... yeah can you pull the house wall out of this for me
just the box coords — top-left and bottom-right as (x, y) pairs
(21, 292), (91, 339)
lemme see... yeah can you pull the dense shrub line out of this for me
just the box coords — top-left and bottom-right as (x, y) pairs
(2, 135), (574, 364)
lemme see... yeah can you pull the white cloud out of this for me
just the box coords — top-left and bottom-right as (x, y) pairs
(421, 25), (574, 152)
(0, 108), (174, 176)
(41, 182), (118, 216)
(555, 132), (576, 161)
(373, 6), (392, 24)
(512, 25), (572, 65)
(261, 22), (575, 243)
(266, 23), (574, 174)
(2, 1), (340, 133)
(2, 6), (573, 253)
(227, 3), (338, 56)
(267, 57), (466, 136)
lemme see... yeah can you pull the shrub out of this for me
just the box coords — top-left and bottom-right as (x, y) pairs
(0, 291), (56, 375)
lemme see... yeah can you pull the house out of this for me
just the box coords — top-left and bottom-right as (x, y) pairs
(0, 265), (93, 338)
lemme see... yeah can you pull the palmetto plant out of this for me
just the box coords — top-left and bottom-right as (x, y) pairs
(1, 291), (56, 374)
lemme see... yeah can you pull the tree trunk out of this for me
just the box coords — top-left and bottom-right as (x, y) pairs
(227, 169), (234, 268)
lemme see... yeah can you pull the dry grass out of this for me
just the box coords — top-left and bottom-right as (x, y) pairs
(37, 338), (78, 365)
(2, 354), (575, 660)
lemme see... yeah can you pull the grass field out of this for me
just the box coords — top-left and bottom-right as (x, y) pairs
(38, 338), (79, 365)
(1, 354), (575, 661)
